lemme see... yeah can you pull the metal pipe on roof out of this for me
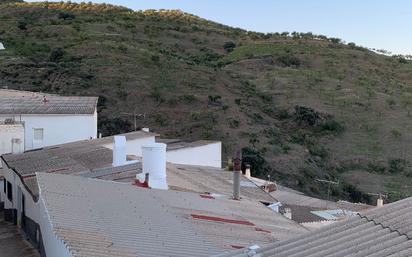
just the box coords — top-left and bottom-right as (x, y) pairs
(233, 151), (241, 200)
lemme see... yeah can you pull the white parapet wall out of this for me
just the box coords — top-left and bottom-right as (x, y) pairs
(102, 135), (156, 157)
(0, 123), (25, 156)
(166, 141), (222, 168)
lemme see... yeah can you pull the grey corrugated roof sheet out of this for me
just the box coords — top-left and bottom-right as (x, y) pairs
(0, 89), (98, 114)
(167, 163), (276, 203)
(2, 132), (272, 204)
(214, 196), (412, 257)
(37, 173), (307, 257)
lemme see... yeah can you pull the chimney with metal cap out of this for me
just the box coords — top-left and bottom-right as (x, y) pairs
(233, 151), (241, 200)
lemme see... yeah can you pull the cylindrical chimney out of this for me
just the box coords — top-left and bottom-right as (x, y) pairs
(245, 164), (251, 178)
(377, 198), (384, 208)
(138, 143), (168, 189)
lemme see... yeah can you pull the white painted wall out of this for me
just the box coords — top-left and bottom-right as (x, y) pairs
(0, 124), (25, 156)
(103, 136), (156, 157)
(0, 178), (4, 203)
(1, 158), (73, 257)
(38, 186), (73, 257)
(0, 111), (97, 152)
(166, 142), (222, 168)
(1, 159), (40, 226)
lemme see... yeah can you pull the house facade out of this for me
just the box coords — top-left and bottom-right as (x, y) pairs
(0, 89), (98, 155)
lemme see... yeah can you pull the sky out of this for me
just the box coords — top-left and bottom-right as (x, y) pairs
(28, 0), (412, 55)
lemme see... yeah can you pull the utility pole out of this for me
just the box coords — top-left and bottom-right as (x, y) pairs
(315, 179), (339, 207)
(120, 110), (146, 131)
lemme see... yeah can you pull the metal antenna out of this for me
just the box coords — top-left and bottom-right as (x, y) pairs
(315, 179), (339, 208)
(120, 110), (147, 131)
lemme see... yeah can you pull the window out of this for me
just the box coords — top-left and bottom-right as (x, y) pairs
(7, 181), (12, 202)
(33, 128), (44, 141)
(3, 179), (5, 194)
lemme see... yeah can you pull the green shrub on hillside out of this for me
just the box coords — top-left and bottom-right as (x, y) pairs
(388, 158), (407, 174)
(241, 147), (271, 177)
(223, 41), (236, 52)
(315, 119), (344, 135)
(49, 48), (65, 62)
(294, 105), (320, 126)
(277, 54), (301, 67)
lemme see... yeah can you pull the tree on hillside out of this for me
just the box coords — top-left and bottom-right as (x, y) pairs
(223, 41), (236, 53)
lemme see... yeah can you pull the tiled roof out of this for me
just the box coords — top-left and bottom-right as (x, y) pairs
(156, 138), (220, 151)
(37, 173), (307, 257)
(0, 89), (98, 114)
(214, 196), (412, 257)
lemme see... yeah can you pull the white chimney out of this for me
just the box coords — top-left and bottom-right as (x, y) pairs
(137, 143), (168, 189)
(245, 164), (251, 178)
(142, 128), (150, 132)
(283, 207), (292, 219)
(377, 198), (384, 208)
(113, 136), (127, 167)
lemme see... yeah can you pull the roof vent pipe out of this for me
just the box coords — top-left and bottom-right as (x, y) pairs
(113, 136), (127, 167)
(377, 198), (384, 208)
(245, 164), (251, 178)
(137, 143), (168, 189)
(283, 207), (292, 219)
(233, 151), (241, 200)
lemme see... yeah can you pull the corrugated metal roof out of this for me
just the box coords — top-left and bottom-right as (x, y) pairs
(0, 89), (98, 114)
(214, 196), (412, 257)
(37, 173), (307, 257)
(167, 163), (275, 203)
(2, 133), (271, 204)
(2, 142), (113, 200)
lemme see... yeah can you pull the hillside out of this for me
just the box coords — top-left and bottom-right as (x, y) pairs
(1, 1), (412, 203)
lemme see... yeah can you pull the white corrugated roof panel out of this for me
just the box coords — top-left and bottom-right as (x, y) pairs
(214, 196), (412, 257)
(37, 173), (307, 257)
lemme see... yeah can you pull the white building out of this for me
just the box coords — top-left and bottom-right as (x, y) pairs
(0, 89), (98, 155)
(158, 139), (222, 168)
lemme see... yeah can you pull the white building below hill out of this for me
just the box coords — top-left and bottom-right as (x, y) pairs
(0, 89), (98, 156)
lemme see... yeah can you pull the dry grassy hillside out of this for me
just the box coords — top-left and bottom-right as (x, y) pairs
(1, 1), (412, 203)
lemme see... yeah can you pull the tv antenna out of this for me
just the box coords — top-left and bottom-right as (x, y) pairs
(120, 110), (146, 131)
(315, 179), (339, 204)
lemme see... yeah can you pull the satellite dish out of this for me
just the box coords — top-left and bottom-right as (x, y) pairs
(0, 42), (5, 50)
